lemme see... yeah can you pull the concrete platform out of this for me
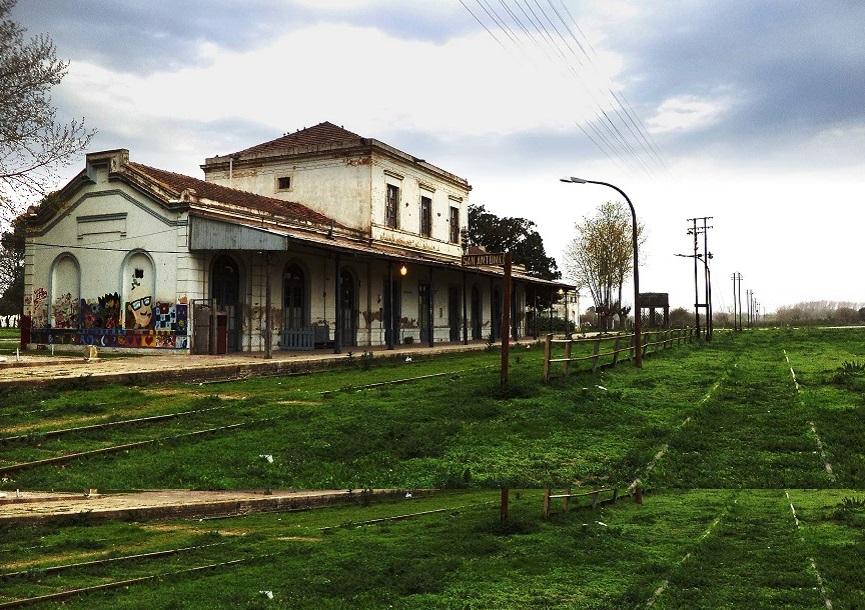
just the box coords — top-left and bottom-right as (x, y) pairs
(0, 488), (431, 525)
(0, 340), (516, 389)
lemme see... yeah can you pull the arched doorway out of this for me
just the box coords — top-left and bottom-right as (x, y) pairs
(211, 254), (241, 352)
(339, 268), (356, 347)
(471, 286), (481, 340)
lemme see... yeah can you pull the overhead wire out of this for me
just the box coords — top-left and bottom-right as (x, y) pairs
(461, 0), (667, 175)
(491, 0), (644, 173)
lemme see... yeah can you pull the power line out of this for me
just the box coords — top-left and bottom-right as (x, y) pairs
(459, 0), (665, 175)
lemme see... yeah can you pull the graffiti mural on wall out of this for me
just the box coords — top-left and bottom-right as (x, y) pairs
(82, 293), (122, 329)
(125, 296), (153, 329)
(51, 293), (80, 328)
(30, 293), (190, 350)
(30, 288), (49, 328)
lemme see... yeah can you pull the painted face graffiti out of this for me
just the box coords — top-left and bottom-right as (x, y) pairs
(126, 296), (153, 329)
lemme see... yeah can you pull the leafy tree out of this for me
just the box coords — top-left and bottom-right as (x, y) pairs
(467, 204), (560, 281)
(0, 216), (24, 316)
(0, 0), (94, 222)
(669, 306), (691, 328)
(564, 201), (644, 331)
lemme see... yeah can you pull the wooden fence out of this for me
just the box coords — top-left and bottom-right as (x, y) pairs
(542, 327), (694, 382)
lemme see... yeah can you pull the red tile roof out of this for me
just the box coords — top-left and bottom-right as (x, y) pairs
(127, 162), (340, 227)
(234, 121), (364, 157)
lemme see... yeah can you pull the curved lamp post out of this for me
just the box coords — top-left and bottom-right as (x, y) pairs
(561, 177), (641, 368)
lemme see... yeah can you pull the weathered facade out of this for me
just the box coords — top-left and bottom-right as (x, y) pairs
(23, 123), (569, 354)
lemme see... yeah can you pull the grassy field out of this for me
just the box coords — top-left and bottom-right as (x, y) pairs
(0, 488), (861, 608)
(0, 327), (863, 608)
(2, 328), (864, 490)
(1, 335), (733, 490)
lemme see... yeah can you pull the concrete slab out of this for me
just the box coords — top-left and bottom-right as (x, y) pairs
(0, 488), (431, 525)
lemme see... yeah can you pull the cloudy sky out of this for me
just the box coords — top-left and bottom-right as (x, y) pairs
(13, 0), (865, 313)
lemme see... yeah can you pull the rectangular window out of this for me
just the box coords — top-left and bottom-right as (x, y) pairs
(420, 196), (432, 237)
(449, 206), (460, 243)
(276, 176), (291, 191)
(386, 184), (399, 229)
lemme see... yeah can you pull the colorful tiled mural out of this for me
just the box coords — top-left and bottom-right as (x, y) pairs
(29, 289), (190, 350)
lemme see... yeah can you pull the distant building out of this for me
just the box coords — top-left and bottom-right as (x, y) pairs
(23, 122), (570, 353)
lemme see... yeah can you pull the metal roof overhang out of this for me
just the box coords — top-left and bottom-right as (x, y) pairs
(188, 215), (574, 290)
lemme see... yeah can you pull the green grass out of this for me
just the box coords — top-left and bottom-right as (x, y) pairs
(2, 328), (864, 608)
(1, 339), (732, 490)
(3, 328), (865, 490)
(0, 489), (861, 609)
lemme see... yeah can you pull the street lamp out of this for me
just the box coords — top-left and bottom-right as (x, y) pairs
(561, 177), (641, 368)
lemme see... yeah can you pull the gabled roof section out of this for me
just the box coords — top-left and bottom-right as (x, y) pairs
(233, 121), (363, 157)
(126, 162), (342, 228)
(204, 121), (471, 191)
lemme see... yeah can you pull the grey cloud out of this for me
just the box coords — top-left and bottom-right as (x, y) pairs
(613, 1), (865, 164)
(12, 1), (472, 76)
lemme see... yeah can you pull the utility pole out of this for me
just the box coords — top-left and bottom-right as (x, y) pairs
(687, 217), (713, 340)
(702, 217), (713, 340)
(731, 273), (737, 330)
(690, 218), (700, 338)
(736, 273), (743, 331)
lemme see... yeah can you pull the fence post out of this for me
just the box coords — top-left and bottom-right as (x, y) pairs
(543, 334), (552, 382)
(563, 339), (572, 376)
(563, 487), (571, 512)
(591, 337), (601, 372)
(611, 336), (621, 366)
(629, 333), (636, 360)
(612, 488), (619, 503)
(543, 488), (551, 519)
(591, 491), (599, 509)
(642, 332), (650, 358)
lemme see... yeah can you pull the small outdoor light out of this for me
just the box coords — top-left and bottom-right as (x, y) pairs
(399, 264), (408, 277)
(558, 288), (565, 296)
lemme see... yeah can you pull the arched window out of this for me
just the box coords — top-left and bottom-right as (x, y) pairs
(50, 253), (80, 328)
(123, 250), (155, 329)
(283, 263), (306, 330)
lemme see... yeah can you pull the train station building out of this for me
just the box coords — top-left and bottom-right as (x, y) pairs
(23, 122), (570, 354)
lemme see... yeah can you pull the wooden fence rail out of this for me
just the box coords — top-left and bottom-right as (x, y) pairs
(542, 487), (628, 518)
(542, 327), (694, 382)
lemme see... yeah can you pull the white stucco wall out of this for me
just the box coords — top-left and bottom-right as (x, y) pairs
(204, 153), (374, 232)
(24, 164), (191, 350)
(370, 153), (469, 258)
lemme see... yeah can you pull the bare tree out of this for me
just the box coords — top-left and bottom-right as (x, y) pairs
(564, 201), (644, 331)
(0, 0), (94, 221)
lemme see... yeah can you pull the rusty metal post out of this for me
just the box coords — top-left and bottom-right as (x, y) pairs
(264, 252), (272, 359)
(427, 266), (434, 348)
(334, 254), (341, 354)
(500, 253), (512, 387)
(462, 271), (468, 345)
